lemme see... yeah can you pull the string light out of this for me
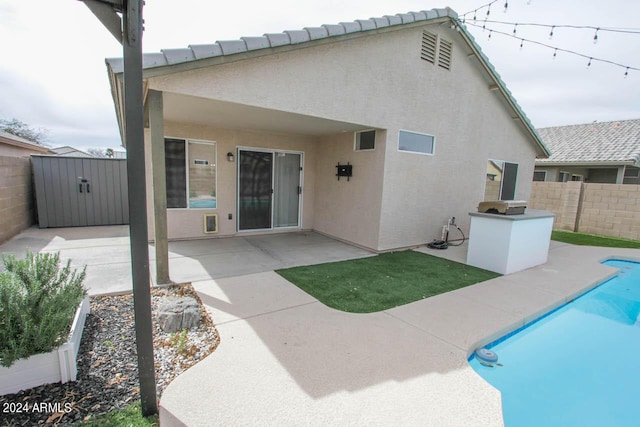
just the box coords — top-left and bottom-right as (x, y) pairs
(625, 67), (629, 78)
(462, 21), (640, 75)
(593, 28), (599, 44)
(486, 3), (491, 16)
(513, 23), (518, 34)
(459, 19), (640, 35)
(503, 1), (508, 13)
(488, 30), (493, 40)
(549, 26), (555, 39)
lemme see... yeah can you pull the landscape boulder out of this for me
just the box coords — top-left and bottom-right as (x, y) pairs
(156, 297), (201, 333)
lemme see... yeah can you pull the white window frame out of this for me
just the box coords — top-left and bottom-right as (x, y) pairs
(354, 130), (376, 151)
(165, 137), (217, 210)
(559, 171), (570, 183)
(397, 129), (435, 156)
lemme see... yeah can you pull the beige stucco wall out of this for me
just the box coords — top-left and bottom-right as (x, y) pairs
(147, 22), (541, 250)
(313, 131), (385, 250)
(145, 122), (318, 240)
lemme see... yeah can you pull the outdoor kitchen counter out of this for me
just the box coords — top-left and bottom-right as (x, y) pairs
(467, 209), (555, 274)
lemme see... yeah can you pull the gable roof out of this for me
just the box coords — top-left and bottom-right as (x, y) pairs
(0, 130), (51, 153)
(536, 119), (640, 166)
(51, 146), (93, 158)
(105, 7), (549, 157)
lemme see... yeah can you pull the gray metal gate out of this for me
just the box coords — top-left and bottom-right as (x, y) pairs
(32, 155), (129, 228)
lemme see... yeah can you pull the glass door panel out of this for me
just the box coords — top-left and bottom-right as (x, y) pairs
(238, 150), (273, 230)
(273, 153), (301, 228)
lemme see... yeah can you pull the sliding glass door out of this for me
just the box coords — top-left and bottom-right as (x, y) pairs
(238, 149), (302, 231)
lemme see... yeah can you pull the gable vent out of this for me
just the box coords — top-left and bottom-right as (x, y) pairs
(421, 31), (437, 64)
(438, 38), (453, 70)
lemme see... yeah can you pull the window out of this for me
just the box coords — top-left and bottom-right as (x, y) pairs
(398, 130), (435, 155)
(571, 174), (583, 182)
(165, 138), (217, 209)
(355, 130), (375, 151)
(559, 171), (569, 182)
(484, 160), (518, 201)
(533, 170), (546, 182)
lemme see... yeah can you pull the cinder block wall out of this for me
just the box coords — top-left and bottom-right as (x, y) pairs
(529, 181), (582, 231)
(578, 184), (640, 240)
(0, 156), (34, 244)
(530, 181), (640, 240)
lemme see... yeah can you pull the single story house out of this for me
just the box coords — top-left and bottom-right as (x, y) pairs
(534, 119), (640, 184)
(51, 145), (93, 157)
(106, 7), (550, 257)
(0, 130), (52, 157)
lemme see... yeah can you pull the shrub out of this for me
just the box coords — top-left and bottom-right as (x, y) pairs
(0, 251), (87, 367)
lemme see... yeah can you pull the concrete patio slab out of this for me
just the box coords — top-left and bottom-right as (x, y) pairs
(161, 297), (503, 427)
(160, 239), (640, 426)
(191, 272), (317, 325)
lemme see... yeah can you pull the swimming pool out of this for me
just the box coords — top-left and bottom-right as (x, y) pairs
(469, 259), (640, 427)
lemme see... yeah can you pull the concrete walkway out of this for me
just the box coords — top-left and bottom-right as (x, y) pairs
(0, 226), (373, 295)
(160, 242), (640, 426)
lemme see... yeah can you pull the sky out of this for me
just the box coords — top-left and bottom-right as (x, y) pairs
(0, 0), (638, 151)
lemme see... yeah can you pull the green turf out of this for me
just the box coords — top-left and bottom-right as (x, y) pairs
(551, 230), (640, 248)
(78, 402), (159, 426)
(276, 251), (500, 313)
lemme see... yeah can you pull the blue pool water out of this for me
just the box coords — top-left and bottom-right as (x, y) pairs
(469, 260), (640, 427)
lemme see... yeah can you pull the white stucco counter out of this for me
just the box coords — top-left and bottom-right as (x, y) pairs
(466, 209), (555, 274)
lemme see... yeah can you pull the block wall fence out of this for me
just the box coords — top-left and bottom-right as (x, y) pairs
(0, 156), (35, 244)
(529, 181), (640, 240)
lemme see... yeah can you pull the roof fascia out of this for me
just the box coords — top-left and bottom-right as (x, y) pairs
(0, 135), (52, 153)
(535, 160), (635, 167)
(130, 18), (451, 79)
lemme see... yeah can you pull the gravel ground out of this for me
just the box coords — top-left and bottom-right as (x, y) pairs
(0, 284), (219, 426)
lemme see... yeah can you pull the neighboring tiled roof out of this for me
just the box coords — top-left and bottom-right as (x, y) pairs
(0, 130), (51, 153)
(51, 146), (93, 158)
(536, 119), (640, 165)
(106, 9), (456, 73)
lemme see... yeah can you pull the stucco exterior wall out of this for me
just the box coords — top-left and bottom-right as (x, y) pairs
(145, 122), (318, 240)
(313, 131), (385, 250)
(147, 23), (541, 250)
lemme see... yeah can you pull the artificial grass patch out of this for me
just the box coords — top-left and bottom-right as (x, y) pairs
(551, 230), (640, 248)
(276, 251), (500, 313)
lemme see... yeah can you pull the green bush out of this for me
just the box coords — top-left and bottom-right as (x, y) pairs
(0, 251), (87, 367)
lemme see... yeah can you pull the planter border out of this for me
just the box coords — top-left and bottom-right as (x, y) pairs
(0, 296), (90, 396)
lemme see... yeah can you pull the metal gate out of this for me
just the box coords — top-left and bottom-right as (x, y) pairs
(32, 155), (129, 228)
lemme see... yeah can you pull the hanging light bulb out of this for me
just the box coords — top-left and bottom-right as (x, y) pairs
(473, 10), (477, 21)
(593, 28), (599, 44)
(587, 57), (592, 67)
(549, 26), (555, 39)
(504, 1), (509, 12)
(488, 30), (492, 40)
(553, 48), (557, 59)
(520, 39), (524, 49)
(624, 67), (629, 78)
(513, 24), (518, 35)
(486, 4), (491, 16)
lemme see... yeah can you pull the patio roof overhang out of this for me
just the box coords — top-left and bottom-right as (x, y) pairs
(155, 91), (374, 137)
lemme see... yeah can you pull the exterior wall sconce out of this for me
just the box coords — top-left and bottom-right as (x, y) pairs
(227, 152), (235, 162)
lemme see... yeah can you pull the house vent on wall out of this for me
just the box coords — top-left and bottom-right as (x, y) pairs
(421, 31), (437, 64)
(421, 31), (452, 71)
(438, 39), (453, 70)
(203, 214), (218, 234)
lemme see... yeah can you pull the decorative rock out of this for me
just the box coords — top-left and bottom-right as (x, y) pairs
(156, 297), (201, 333)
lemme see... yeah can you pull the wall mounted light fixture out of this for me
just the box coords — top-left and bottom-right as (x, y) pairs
(227, 152), (235, 162)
